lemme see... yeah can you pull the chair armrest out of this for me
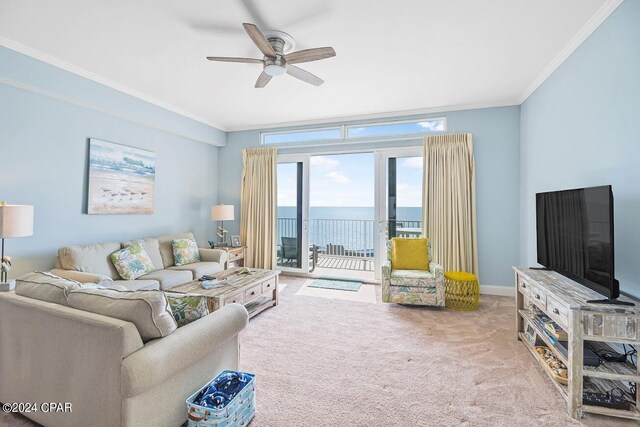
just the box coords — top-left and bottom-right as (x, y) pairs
(429, 262), (444, 278)
(49, 268), (113, 285)
(382, 260), (391, 280)
(121, 303), (248, 397)
(199, 248), (228, 264)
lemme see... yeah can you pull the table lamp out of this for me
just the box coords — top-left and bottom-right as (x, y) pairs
(211, 204), (234, 246)
(0, 202), (34, 291)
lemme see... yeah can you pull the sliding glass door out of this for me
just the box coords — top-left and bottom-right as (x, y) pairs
(277, 147), (422, 282)
(276, 156), (309, 273)
(376, 147), (424, 278)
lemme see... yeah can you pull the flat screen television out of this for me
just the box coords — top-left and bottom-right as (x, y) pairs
(536, 185), (625, 303)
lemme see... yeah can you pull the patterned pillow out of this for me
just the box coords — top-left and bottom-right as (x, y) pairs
(172, 238), (201, 266)
(164, 292), (209, 327)
(110, 244), (155, 280)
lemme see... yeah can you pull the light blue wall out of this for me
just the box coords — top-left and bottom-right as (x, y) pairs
(0, 46), (224, 278)
(520, 0), (640, 297)
(220, 106), (521, 286)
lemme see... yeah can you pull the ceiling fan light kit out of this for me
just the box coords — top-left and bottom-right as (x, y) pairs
(206, 23), (335, 88)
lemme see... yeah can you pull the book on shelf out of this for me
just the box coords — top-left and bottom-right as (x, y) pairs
(543, 321), (568, 341)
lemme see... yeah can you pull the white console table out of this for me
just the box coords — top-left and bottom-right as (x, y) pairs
(514, 267), (640, 420)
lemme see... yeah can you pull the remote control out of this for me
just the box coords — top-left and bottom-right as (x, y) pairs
(582, 392), (630, 410)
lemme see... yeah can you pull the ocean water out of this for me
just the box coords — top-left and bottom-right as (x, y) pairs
(277, 206), (422, 221)
(277, 206), (422, 251)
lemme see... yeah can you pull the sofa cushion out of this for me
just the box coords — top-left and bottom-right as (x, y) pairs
(68, 288), (177, 342)
(58, 241), (122, 279)
(15, 271), (84, 306)
(391, 237), (429, 271)
(163, 292), (209, 327)
(156, 232), (194, 268)
(167, 262), (224, 279)
(172, 238), (201, 266)
(137, 269), (192, 290)
(110, 244), (156, 280)
(114, 280), (160, 291)
(121, 238), (164, 272)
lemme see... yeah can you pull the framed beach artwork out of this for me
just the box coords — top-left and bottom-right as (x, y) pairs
(87, 139), (156, 215)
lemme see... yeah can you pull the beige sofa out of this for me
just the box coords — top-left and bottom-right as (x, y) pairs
(50, 232), (227, 291)
(0, 290), (248, 427)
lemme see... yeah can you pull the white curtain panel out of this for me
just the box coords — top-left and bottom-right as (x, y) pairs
(422, 133), (479, 278)
(240, 147), (277, 269)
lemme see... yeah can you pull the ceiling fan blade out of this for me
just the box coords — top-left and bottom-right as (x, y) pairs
(206, 56), (263, 64)
(284, 47), (336, 64)
(286, 65), (324, 86)
(243, 23), (276, 58)
(255, 71), (272, 88)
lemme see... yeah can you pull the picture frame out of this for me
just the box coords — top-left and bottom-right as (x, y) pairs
(87, 138), (155, 215)
(231, 235), (241, 247)
(524, 321), (538, 347)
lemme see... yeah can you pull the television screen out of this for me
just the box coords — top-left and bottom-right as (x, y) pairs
(536, 185), (616, 299)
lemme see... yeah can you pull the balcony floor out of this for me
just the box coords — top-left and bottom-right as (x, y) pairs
(316, 254), (374, 272)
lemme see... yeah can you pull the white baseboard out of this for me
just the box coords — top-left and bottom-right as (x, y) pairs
(480, 285), (515, 297)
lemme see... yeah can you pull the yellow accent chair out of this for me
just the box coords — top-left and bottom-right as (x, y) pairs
(381, 238), (445, 306)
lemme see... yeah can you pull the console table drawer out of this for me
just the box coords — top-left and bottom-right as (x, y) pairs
(224, 293), (245, 306)
(546, 294), (568, 330)
(527, 283), (546, 310)
(262, 277), (276, 294)
(245, 283), (262, 302)
(518, 277), (530, 297)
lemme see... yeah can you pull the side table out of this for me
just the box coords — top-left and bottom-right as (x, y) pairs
(222, 246), (245, 269)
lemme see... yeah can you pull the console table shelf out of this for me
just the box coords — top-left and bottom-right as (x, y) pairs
(514, 267), (640, 421)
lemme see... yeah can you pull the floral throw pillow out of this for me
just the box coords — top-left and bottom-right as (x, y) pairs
(164, 292), (209, 327)
(110, 244), (155, 280)
(172, 238), (201, 266)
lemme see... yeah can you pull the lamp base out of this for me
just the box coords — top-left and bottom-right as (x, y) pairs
(0, 280), (15, 292)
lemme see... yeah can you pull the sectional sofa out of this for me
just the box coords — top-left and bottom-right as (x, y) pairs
(50, 232), (227, 290)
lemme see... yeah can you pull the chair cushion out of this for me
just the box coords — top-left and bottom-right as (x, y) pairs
(172, 238), (201, 266)
(156, 232), (194, 268)
(390, 269), (436, 280)
(58, 241), (122, 279)
(391, 238), (429, 270)
(138, 269), (192, 290)
(121, 238), (164, 272)
(67, 288), (177, 342)
(110, 244), (156, 280)
(164, 292), (209, 327)
(167, 262), (224, 279)
(15, 271), (84, 306)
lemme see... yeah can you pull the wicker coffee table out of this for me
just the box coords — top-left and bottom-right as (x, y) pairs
(170, 267), (280, 318)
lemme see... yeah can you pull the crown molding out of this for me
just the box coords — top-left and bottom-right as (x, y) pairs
(225, 100), (519, 132)
(0, 36), (228, 132)
(518, 0), (624, 104)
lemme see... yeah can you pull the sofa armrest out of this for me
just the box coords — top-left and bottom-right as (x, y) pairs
(199, 248), (227, 264)
(121, 303), (248, 398)
(49, 268), (114, 285)
(429, 262), (444, 279)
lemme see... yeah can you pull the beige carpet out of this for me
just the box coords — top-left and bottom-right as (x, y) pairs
(1, 276), (635, 426)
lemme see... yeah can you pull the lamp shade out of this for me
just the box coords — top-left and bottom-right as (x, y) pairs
(0, 204), (34, 238)
(211, 204), (234, 221)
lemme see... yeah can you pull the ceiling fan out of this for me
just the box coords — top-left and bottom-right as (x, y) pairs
(206, 23), (336, 88)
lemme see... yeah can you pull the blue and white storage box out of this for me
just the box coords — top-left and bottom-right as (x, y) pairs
(186, 370), (256, 427)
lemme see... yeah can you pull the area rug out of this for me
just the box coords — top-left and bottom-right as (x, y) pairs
(307, 278), (362, 292)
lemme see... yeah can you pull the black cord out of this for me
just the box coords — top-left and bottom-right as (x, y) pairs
(623, 344), (637, 367)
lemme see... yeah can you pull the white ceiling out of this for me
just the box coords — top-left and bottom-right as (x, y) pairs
(0, 0), (618, 131)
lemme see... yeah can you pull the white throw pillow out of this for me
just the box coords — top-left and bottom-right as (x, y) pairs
(68, 288), (177, 342)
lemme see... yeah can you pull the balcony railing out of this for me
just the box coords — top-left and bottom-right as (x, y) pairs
(276, 217), (422, 271)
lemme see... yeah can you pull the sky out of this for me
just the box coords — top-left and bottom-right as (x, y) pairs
(277, 153), (423, 207)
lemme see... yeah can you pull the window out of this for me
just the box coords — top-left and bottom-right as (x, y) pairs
(261, 117), (445, 145)
(346, 118), (446, 139)
(263, 127), (342, 145)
